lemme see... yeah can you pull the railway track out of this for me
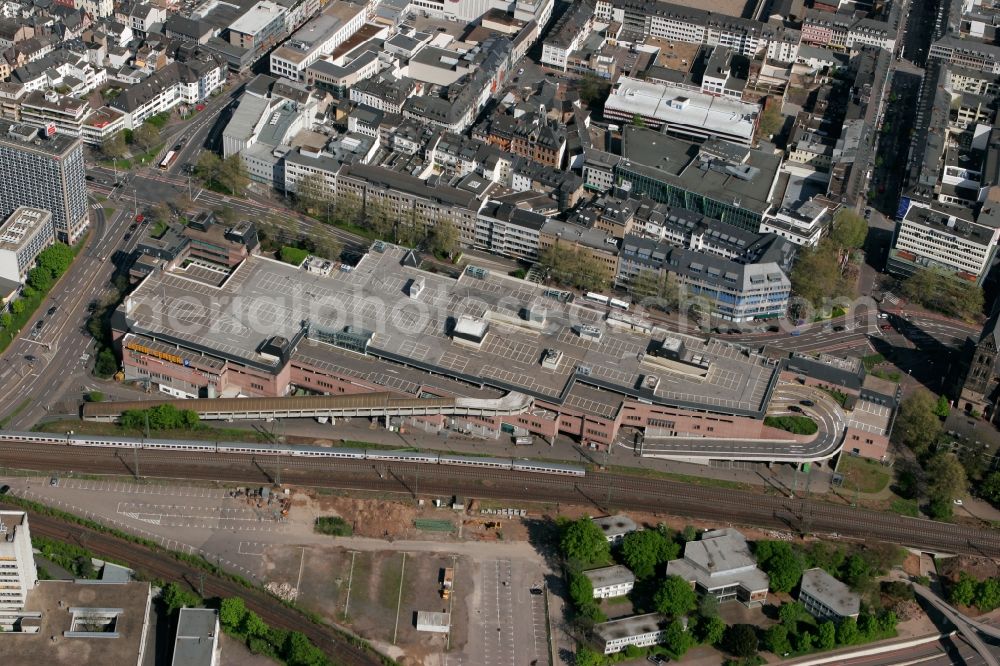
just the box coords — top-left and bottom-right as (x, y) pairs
(1, 500), (382, 666)
(1, 442), (999, 557)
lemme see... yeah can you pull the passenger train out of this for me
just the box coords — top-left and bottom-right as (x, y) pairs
(0, 431), (586, 477)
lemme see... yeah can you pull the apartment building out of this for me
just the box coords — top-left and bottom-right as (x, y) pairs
(0, 120), (87, 243)
(798, 568), (860, 621)
(0, 511), (37, 630)
(475, 201), (547, 260)
(540, 0), (595, 71)
(0, 206), (53, 284)
(593, 614), (670, 655)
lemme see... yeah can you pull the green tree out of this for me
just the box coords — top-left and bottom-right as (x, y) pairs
(9, 299), (24, 315)
(37, 244), (73, 276)
(982, 471), (1000, 505)
(878, 610), (898, 634)
(975, 578), (1000, 611)
(927, 497), (953, 520)
(755, 542), (804, 593)
(219, 597), (247, 630)
(428, 219), (459, 259)
(568, 572), (594, 609)
(699, 615), (726, 645)
(795, 631), (814, 652)
(632, 113), (646, 127)
(764, 624), (791, 655)
(0, 312), (12, 330)
(892, 389), (942, 455)
(698, 592), (720, 618)
(26, 266), (52, 291)
(653, 575), (698, 618)
(629, 268), (681, 311)
(160, 582), (200, 615)
(778, 601), (808, 628)
(837, 616), (859, 645)
(791, 239), (851, 306)
(665, 618), (694, 657)
(219, 154), (249, 196)
(196, 152), (223, 188)
(817, 621), (836, 650)
(242, 610), (268, 639)
(619, 528), (679, 579)
(574, 645), (604, 666)
(579, 73), (605, 105)
(282, 631), (327, 666)
(101, 131), (127, 159)
(295, 172), (334, 218)
(829, 209), (868, 250)
(132, 122), (160, 151)
(948, 571), (976, 606)
(537, 242), (611, 292)
(933, 395), (951, 418)
(682, 525), (698, 542)
(86, 391), (104, 402)
(95, 348), (118, 377)
(723, 624), (759, 658)
(926, 451), (967, 502)
(559, 518), (610, 568)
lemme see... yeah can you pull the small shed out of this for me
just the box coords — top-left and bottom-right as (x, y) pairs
(416, 611), (451, 633)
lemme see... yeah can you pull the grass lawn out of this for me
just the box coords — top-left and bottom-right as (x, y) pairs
(839, 455), (890, 494)
(890, 498), (919, 517)
(606, 465), (749, 490)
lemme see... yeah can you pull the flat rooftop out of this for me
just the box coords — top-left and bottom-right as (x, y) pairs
(171, 608), (218, 666)
(121, 245), (778, 416)
(800, 568), (860, 617)
(584, 565), (636, 589)
(228, 0), (283, 35)
(0, 207), (49, 251)
(594, 613), (667, 641)
(1, 580), (150, 665)
(620, 126), (781, 215)
(606, 77), (758, 143)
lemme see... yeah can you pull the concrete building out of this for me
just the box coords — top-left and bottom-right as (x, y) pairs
(593, 613), (669, 654)
(593, 514), (637, 543)
(415, 611), (450, 633)
(604, 77), (759, 146)
(0, 511), (37, 631)
(584, 565), (636, 599)
(475, 200), (547, 260)
(798, 568), (860, 621)
(615, 128), (782, 233)
(228, 0), (288, 63)
(110, 243), (791, 454)
(2, 579), (152, 665)
(887, 200), (1000, 285)
(666, 528), (769, 607)
(171, 608), (220, 666)
(541, 0), (595, 71)
(0, 207), (53, 284)
(269, 1), (366, 82)
(0, 121), (87, 243)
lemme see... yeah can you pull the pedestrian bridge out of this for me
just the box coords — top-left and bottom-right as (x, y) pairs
(82, 391), (533, 422)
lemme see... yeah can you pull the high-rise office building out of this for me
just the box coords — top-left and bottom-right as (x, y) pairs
(0, 121), (88, 243)
(0, 510), (38, 630)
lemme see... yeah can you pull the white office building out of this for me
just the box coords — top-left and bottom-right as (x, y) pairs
(0, 206), (53, 284)
(0, 511), (38, 630)
(584, 565), (636, 599)
(269, 1), (366, 82)
(593, 613), (669, 654)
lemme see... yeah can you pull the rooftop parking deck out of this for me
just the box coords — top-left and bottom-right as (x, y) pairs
(121, 244), (779, 415)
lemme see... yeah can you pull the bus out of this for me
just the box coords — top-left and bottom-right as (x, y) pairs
(585, 292), (610, 305)
(159, 150), (178, 170)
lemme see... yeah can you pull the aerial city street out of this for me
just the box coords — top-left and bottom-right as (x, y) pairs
(2, 0), (1000, 663)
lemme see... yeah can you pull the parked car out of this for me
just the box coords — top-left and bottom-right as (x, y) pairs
(47, 305), (57, 316)
(789, 405), (803, 413)
(800, 400), (815, 407)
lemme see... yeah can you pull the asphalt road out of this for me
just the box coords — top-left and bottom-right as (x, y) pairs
(0, 204), (134, 429)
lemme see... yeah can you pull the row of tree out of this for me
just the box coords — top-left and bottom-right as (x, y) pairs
(763, 602), (897, 656)
(891, 388), (969, 517)
(0, 243), (75, 333)
(948, 573), (1000, 612)
(537, 242), (612, 292)
(900, 267), (983, 321)
(100, 122), (162, 159)
(196, 152), (250, 197)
